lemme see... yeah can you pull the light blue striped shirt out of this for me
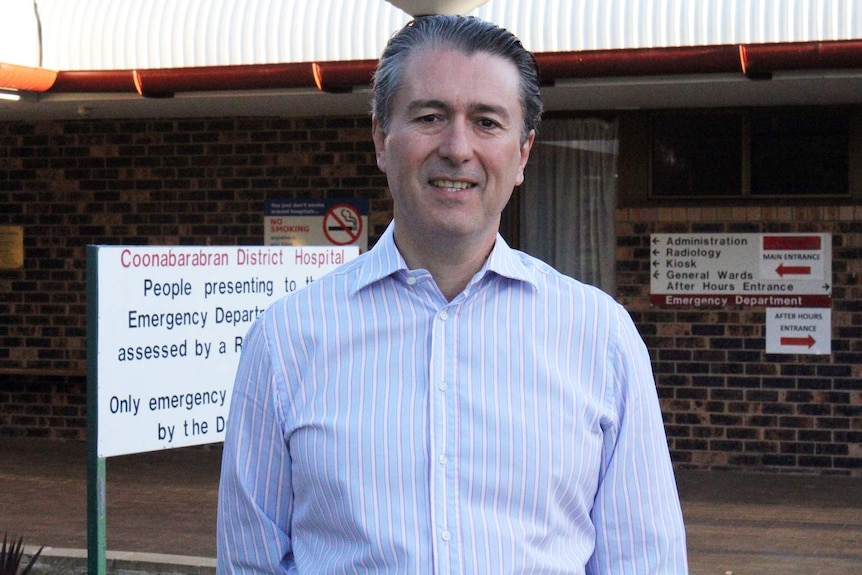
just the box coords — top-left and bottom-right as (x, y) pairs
(217, 223), (688, 574)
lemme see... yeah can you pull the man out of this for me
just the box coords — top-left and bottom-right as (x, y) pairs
(218, 14), (688, 574)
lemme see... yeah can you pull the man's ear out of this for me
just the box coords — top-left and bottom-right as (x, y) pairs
(372, 118), (387, 173)
(514, 129), (536, 186)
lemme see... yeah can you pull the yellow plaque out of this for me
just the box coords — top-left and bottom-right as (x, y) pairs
(0, 226), (24, 269)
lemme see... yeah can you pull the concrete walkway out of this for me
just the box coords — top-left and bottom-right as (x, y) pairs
(2, 438), (860, 574)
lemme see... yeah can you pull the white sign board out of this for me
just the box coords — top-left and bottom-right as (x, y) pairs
(650, 233), (831, 308)
(766, 308), (831, 355)
(91, 245), (359, 457)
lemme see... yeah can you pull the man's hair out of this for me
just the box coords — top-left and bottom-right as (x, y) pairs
(371, 14), (543, 142)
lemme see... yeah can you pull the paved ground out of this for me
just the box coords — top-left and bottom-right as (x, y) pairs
(2, 438), (860, 574)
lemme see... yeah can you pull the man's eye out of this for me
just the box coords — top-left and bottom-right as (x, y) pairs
(477, 118), (499, 129)
(419, 114), (439, 123)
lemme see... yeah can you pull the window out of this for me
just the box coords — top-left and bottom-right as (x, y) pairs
(519, 118), (619, 293)
(651, 113), (742, 198)
(650, 107), (851, 199)
(750, 109), (849, 196)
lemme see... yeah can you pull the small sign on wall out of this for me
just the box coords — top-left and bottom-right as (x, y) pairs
(650, 233), (832, 308)
(650, 232), (833, 356)
(265, 199), (368, 251)
(0, 226), (24, 269)
(766, 308), (831, 355)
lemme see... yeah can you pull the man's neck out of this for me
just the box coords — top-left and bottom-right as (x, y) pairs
(393, 227), (496, 301)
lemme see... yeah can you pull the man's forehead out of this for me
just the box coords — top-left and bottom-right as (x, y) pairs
(397, 46), (522, 106)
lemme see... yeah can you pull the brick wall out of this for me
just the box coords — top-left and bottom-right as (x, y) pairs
(617, 206), (862, 475)
(0, 116), (390, 439)
(1, 116), (860, 475)
(0, 373), (87, 439)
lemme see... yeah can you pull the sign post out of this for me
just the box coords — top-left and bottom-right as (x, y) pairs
(86, 252), (106, 575)
(86, 244), (358, 572)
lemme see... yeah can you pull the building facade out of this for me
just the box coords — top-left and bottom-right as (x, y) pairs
(1, 0), (860, 474)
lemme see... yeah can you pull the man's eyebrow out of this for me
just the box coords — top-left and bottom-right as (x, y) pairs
(406, 99), (512, 120)
(471, 103), (511, 120)
(405, 99), (449, 114)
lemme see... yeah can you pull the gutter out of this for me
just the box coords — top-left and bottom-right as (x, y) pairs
(1, 39), (861, 97)
(0, 62), (57, 92)
(739, 39), (862, 77)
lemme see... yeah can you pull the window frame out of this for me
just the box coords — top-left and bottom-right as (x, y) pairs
(647, 106), (855, 201)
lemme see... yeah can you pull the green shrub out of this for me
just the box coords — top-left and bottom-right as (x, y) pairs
(0, 534), (43, 575)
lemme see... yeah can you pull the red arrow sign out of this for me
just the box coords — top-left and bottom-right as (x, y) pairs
(763, 236), (821, 250)
(776, 263), (812, 276)
(780, 335), (816, 348)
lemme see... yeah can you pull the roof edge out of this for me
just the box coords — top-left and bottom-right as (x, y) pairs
(0, 63), (58, 92)
(1, 39), (861, 97)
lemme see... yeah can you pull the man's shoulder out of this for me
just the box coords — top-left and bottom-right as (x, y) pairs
(512, 250), (617, 305)
(264, 251), (368, 314)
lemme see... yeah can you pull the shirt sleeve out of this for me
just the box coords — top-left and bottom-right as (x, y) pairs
(587, 306), (689, 575)
(217, 315), (296, 574)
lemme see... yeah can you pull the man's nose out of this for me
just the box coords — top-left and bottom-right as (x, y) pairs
(437, 120), (473, 163)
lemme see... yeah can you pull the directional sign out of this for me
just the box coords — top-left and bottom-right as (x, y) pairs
(650, 233), (831, 308)
(760, 234), (824, 280)
(766, 308), (831, 355)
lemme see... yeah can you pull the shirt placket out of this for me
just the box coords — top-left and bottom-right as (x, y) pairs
(428, 302), (458, 575)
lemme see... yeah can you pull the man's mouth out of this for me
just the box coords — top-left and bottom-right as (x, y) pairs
(431, 179), (474, 191)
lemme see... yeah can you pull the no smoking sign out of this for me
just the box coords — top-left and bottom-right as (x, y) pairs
(324, 204), (363, 246)
(265, 199), (368, 251)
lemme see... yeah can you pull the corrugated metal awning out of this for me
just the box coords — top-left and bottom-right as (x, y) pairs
(1, 0), (861, 121)
(1, 0), (860, 70)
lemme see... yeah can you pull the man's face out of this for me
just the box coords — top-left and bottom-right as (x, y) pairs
(373, 46), (534, 249)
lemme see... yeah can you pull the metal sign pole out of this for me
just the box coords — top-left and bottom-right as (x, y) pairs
(86, 449), (107, 575)
(86, 246), (107, 575)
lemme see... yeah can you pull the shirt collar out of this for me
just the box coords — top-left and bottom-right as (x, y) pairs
(482, 231), (539, 288)
(352, 221), (539, 294)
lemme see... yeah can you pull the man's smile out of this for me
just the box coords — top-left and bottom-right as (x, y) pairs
(430, 179), (476, 190)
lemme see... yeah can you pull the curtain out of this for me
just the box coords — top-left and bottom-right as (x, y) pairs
(520, 118), (619, 294)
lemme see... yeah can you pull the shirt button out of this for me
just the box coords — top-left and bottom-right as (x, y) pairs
(438, 454), (447, 465)
(439, 310), (448, 320)
(441, 531), (451, 541)
(439, 382), (447, 391)
(406, 276), (417, 285)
